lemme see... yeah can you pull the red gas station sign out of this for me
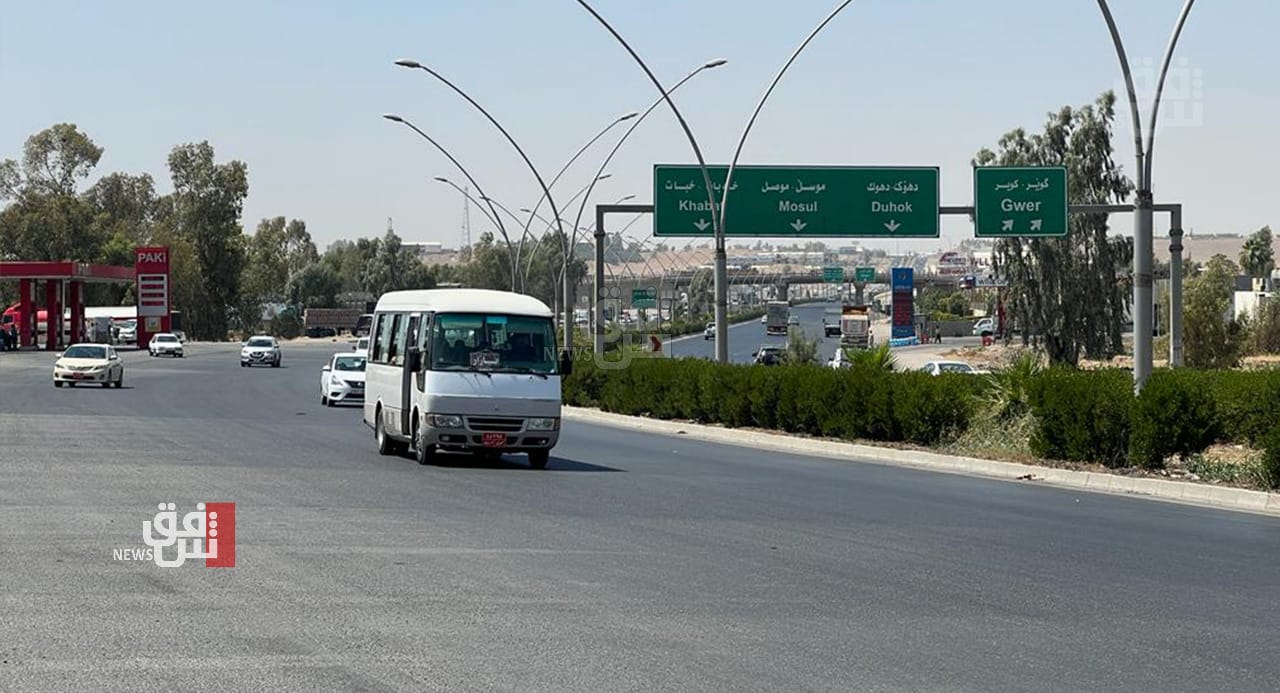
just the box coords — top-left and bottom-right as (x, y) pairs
(135, 246), (171, 345)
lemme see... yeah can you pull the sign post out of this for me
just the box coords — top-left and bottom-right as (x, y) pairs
(631, 287), (657, 309)
(973, 166), (1069, 237)
(890, 267), (915, 341)
(134, 246), (170, 347)
(654, 165), (939, 238)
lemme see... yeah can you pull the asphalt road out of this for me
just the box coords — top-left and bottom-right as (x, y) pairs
(2, 342), (1278, 691)
(667, 302), (985, 367)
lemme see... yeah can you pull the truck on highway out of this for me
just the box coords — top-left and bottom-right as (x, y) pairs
(304, 307), (366, 335)
(765, 301), (789, 335)
(839, 305), (871, 349)
(823, 307), (842, 337)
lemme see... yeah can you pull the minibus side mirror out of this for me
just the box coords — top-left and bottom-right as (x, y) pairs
(406, 346), (422, 373)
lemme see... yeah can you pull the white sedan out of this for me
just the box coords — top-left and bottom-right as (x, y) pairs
(53, 343), (124, 388)
(919, 360), (986, 376)
(321, 352), (366, 406)
(148, 333), (184, 357)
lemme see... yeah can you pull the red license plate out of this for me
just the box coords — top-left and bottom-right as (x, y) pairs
(72, 373), (85, 379)
(481, 432), (506, 448)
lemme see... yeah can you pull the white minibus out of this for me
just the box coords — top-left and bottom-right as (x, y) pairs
(362, 289), (572, 469)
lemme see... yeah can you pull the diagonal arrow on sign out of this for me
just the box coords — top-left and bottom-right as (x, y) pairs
(693, 219), (710, 232)
(789, 219), (807, 232)
(884, 220), (901, 232)
(1001, 219), (1014, 232)
(1030, 219), (1043, 231)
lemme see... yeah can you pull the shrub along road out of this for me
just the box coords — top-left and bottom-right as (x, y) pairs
(1, 342), (1278, 691)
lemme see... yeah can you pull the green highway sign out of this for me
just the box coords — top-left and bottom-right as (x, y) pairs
(631, 287), (656, 308)
(854, 267), (876, 283)
(653, 165), (939, 238)
(973, 166), (1068, 237)
(822, 266), (844, 283)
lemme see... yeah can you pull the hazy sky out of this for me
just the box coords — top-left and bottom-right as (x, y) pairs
(2, 1), (1276, 254)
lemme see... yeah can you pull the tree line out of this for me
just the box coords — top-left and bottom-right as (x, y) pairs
(0, 123), (588, 340)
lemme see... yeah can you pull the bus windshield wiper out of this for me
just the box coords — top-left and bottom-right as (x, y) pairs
(494, 366), (548, 379)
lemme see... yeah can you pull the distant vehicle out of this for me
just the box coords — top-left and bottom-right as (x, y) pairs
(53, 343), (124, 388)
(766, 301), (789, 335)
(839, 305), (871, 350)
(363, 288), (571, 469)
(116, 320), (137, 344)
(321, 352), (367, 406)
(148, 333), (184, 357)
(753, 345), (784, 366)
(353, 336), (370, 354)
(920, 360), (984, 376)
(973, 317), (996, 337)
(703, 322), (715, 340)
(240, 336), (281, 367)
(828, 348), (851, 369)
(787, 315), (801, 326)
(823, 308), (842, 337)
(171, 330), (187, 343)
(353, 313), (374, 337)
(760, 314), (768, 325)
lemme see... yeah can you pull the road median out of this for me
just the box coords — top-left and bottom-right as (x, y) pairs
(563, 405), (1280, 517)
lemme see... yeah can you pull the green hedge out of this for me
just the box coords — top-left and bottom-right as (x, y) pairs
(564, 356), (1280, 481)
(564, 356), (976, 446)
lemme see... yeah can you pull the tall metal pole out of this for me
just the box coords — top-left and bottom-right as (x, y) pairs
(514, 112), (636, 291)
(433, 177), (503, 238)
(383, 115), (516, 288)
(1095, 0), (1195, 391)
(1168, 207), (1184, 366)
(575, 1), (724, 359)
(717, 0), (855, 361)
(395, 59), (572, 348)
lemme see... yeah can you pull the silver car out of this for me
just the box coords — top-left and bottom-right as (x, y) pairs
(240, 336), (281, 367)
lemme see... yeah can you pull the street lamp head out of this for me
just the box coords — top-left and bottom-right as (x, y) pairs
(597, 174), (612, 181)
(394, 59), (423, 69)
(618, 111), (640, 122)
(703, 58), (728, 69)
(618, 194), (636, 202)
(519, 208), (533, 214)
(382, 113), (405, 123)
(433, 177), (449, 183)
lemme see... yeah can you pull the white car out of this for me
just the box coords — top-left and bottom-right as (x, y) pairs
(116, 321), (137, 344)
(353, 336), (369, 355)
(703, 322), (715, 340)
(760, 314), (768, 325)
(321, 352), (367, 406)
(788, 315), (801, 326)
(973, 317), (996, 337)
(240, 335), (281, 367)
(53, 343), (124, 388)
(148, 333), (184, 357)
(920, 360), (985, 376)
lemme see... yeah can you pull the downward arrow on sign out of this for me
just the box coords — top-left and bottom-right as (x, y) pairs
(693, 219), (710, 231)
(884, 220), (901, 232)
(790, 219), (807, 232)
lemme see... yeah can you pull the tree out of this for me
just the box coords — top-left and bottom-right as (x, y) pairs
(1183, 254), (1245, 368)
(0, 123), (103, 200)
(1239, 226), (1274, 279)
(974, 92), (1134, 366)
(166, 142), (249, 340)
(286, 263), (342, 309)
(242, 216), (290, 304)
(85, 172), (159, 267)
(784, 329), (820, 365)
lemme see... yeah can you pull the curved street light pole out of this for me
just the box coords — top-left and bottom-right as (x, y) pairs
(570, 58), (725, 340)
(576, 0), (724, 358)
(520, 176), (612, 288)
(433, 176), (503, 240)
(718, 0), (854, 356)
(1095, 0), (1196, 390)
(396, 60), (570, 309)
(513, 112), (637, 289)
(383, 114), (516, 288)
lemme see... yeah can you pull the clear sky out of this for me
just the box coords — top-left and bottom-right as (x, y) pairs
(1, 1), (1276, 254)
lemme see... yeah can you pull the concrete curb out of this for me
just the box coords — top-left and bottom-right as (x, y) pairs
(562, 406), (1280, 517)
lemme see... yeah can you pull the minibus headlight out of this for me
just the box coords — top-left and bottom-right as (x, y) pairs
(428, 414), (463, 428)
(527, 418), (558, 431)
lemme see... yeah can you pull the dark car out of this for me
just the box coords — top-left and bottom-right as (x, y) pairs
(306, 326), (337, 338)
